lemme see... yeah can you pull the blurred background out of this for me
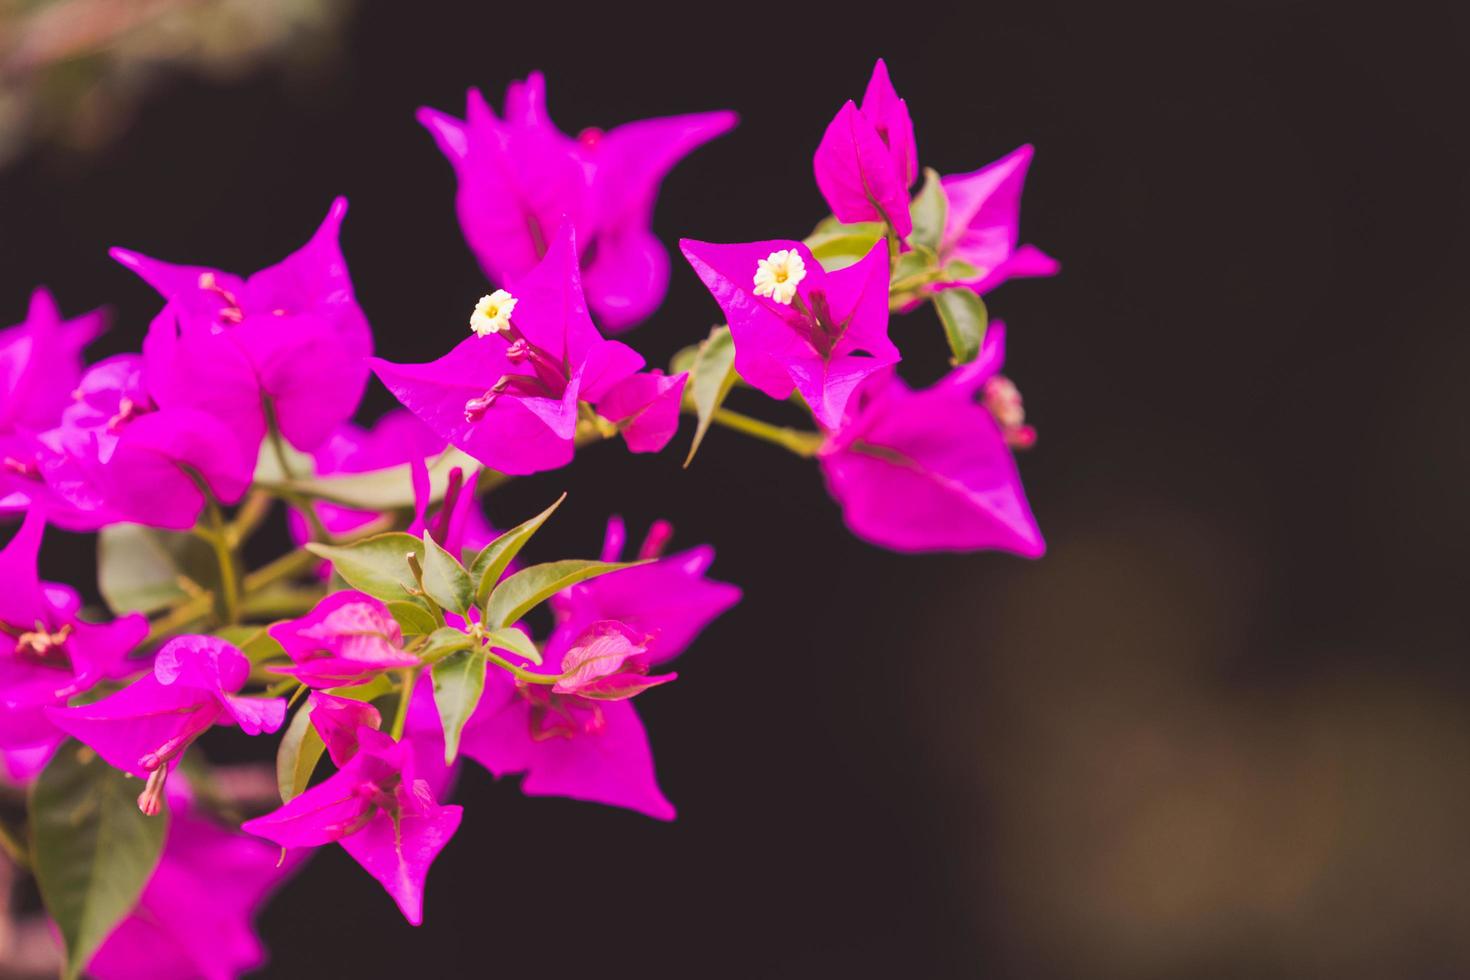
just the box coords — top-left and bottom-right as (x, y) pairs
(3, 0), (1469, 976)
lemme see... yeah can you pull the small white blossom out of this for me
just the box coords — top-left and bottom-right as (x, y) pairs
(469, 290), (517, 336)
(753, 249), (807, 305)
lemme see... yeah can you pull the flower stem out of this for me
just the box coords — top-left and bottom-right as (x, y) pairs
(144, 591), (215, 645)
(200, 498), (241, 625)
(484, 650), (561, 685)
(707, 408), (824, 457)
(390, 668), (419, 739)
(0, 818), (28, 869)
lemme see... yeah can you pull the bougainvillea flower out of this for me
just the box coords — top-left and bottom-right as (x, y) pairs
(680, 236), (898, 428)
(45, 635), (285, 813)
(934, 145), (1059, 296)
(114, 198), (372, 454)
(268, 591), (418, 689)
(241, 726), (462, 925)
(38, 355), (253, 529)
(0, 512), (146, 779)
(419, 72), (735, 331)
(818, 321), (1044, 555)
(550, 620), (674, 700)
(549, 516), (740, 666)
(592, 371), (688, 454)
(0, 287), (107, 434)
(305, 692), (383, 766)
(88, 787), (299, 980)
(371, 223), (655, 475)
(457, 618), (677, 820)
(813, 59), (918, 237)
(0, 289), (108, 525)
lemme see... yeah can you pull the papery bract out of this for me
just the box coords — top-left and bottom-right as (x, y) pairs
(680, 237), (897, 428)
(268, 591), (418, 689)
(933, 145), (1059, 297)
(306, 692), (383, 766)
(457, 618), (677, 820)
(38, 354), (253, 529)
(241, 726), (462, 925)
(419, 72), (735, 331)
(371, 222), (653, 475)
(813, 59), (917, 237)
(45, 635), (285, 811)
(0, 512), (146, 779)
(818, 322), (1044, 555)
(549, 516), (740, 666)
(114, 197), (371, 455)
(87, 786), (299, 980)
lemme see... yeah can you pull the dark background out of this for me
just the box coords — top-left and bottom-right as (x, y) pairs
(4, 1), (1470, 976)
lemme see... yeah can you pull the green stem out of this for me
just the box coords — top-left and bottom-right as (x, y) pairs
(706, 408), (824, 457)
(199, 500), (241, 626)
(0, 817), (28, 869)
(390, 668), (419, 739)
(485, 650), (561, 685)
(239, 587), (326, 619)
(144, 591), (215, 645)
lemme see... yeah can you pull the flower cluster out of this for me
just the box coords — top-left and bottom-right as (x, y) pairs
(0, 58), (1055, 978)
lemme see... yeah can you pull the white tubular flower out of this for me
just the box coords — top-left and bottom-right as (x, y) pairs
(753, 250), (807, 305)
(469, 289), (517, 337)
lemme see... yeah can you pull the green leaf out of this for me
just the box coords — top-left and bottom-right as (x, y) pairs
(669, 341), (700, 375)
(419, 626), (476, 666)
(306, 532), (425, 604)
(262, 448), (485, 511)
(252, 437), (317, 483)
(224, 627), (287, 667)
(97, 523), (217, 616)
(387, 600), (439, 637)
(805, 216), (886, 272)
(909, 167), (948, 251)
(932, 287), (989, 365)
(29, 742), (168, 980)
(484, 559), (639, 629)
(431, 647), (487, 764)
(483, 626), (542, 665)
(682, 325), (739, 467)
(275, 704), (326, 803)
(942, 259), (982, 282)
(468, 494), (567, 606)
(420, 532), (473, 615)
(891, 248), (932, 285)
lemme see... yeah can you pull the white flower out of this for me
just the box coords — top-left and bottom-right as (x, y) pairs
(469, 289), (517, 336)
(752, 249), (807, 305)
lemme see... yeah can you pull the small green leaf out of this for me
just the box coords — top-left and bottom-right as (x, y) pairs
(909, 167), (948, 251)
(682, 325), (739, 467)
(891, 248), (932, 285)
(387, 600), (439, 637)
(468, 494), (567, 606)
(306, 532), (425, 603)
(275, 705), (327, 803)
(432, 647), (488, 764)
(932, 287), (989, 365)
(233, 627), (287, 666)
(419, 626), (476, 666)
(30, 741), (168, 980)
(804, 216), (887, 272)
(484, 559), (639, 629)
(97, 523), (217, 616)
(483, 626), (542, 665)
(420, 532), (473, 615)
(252, 437), (317, 483)
(942, 259), (982, 282)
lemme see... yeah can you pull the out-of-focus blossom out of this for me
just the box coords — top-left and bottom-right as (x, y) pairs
(813, 59), (917, 237)
(372, 223), (683, 475)
(115, 197), (371, 456)
(818, 322), (1044, 555)
(0, 288), (107, 527)
(681, 236), (897, 428)
(46, 635), (286, 813)
(241, 726), (462, 925)
(87, 785), (300, 980)
(0, 511), (146, 780)
(419, 72), (735, 331)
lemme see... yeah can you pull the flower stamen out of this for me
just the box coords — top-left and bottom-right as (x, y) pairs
(470, 290), (517, 337)
(753, 250), (807, 306)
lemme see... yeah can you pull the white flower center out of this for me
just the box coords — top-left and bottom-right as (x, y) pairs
(470, 289), (518, 337)
(753, 250), (807, 306)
